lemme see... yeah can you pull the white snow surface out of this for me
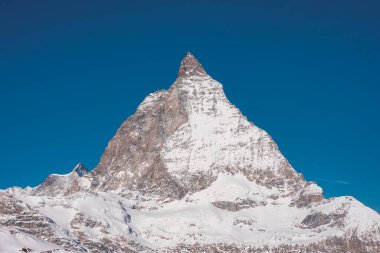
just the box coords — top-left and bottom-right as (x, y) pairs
(8, 173), (380, 251)
(162, 75), (291, 187)
(0, 227), (73, 253)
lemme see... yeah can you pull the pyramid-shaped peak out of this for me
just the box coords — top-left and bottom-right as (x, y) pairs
(178, 52), (207, 78)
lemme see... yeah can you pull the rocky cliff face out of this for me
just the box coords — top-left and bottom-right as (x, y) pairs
(1, 53), (379, 253)
(92, 52), (307, 205)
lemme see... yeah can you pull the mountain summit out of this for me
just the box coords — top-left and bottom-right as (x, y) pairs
(91, 52), (304, 204)
(178, 52), (207, 77)
(1, 53), (379, 252)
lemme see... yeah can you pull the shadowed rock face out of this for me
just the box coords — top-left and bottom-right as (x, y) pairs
(301, 212), (346, 229)
(91, 81), (189, 199)
(91, 53), (208, 199)
(74, 163), (89, 177)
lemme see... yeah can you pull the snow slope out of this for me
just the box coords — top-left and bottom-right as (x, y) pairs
(0, 52), (379, 252)
(0, 227), (73, 253)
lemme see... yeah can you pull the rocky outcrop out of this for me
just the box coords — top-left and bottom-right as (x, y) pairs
(294, 181), (324, 207)
(212, 198), (259, 211)
(30, 163), (90, 197)
(301, 212), (345, 228)
(177, 52), (207, 78)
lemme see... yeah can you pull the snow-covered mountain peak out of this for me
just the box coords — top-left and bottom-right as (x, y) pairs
(177, 52), (207, 78)
(92, 53), (308, 203)
(2, 53), (379, 252)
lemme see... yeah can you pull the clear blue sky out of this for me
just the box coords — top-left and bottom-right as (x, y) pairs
(0, 1), (379, 212)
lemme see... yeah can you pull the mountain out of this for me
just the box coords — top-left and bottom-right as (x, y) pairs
(30, 163), (90, 197)
(1, 53), (379, 253)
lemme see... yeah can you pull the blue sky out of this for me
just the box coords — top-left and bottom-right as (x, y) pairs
(0, 1), (379, 212)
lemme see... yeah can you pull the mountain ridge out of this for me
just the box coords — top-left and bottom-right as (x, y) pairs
(1, 53), (379, 253)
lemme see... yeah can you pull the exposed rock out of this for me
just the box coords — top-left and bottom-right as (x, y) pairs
(30, 163), (91, 197)
(301, 211), (346, 229)
(294, 181), (324, 207)
(212, 198), (259, 211)
(1, 53), (379, 253)
(177, 52), (207, 78)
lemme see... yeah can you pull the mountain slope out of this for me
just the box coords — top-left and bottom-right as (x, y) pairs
(1, 53), (379, 253)
(92, 53), (308, 206)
